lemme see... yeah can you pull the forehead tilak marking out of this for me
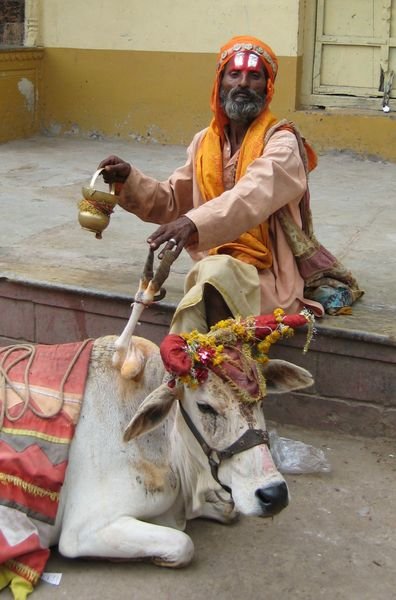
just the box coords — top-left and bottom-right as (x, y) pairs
(231, 52), (260, 70)
(248, 54), (259, 68)
(218, 42), (278, 77)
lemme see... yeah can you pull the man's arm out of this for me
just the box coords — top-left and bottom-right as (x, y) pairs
(98, 144), (195, 224)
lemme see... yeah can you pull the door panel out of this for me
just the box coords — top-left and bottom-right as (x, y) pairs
(312, 0), (395, 103)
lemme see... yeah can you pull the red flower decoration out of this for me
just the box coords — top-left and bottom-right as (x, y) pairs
(195, 366), (209, 384)
(160, 334), (192, 376)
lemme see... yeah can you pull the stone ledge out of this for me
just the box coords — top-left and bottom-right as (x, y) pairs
(1, 275), (394, 348)
(1, 276), (395, 437)
(265, 392), (396, 439)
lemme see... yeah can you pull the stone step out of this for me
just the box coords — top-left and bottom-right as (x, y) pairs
(1, 277), (394, 438)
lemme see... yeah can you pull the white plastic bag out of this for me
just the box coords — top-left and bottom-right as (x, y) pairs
(269, 430), (331, 474)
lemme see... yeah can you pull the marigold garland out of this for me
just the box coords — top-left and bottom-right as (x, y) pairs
(165, 308), (315, 391)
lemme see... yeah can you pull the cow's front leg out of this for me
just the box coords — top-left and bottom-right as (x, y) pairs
(59, 516), (194, 567)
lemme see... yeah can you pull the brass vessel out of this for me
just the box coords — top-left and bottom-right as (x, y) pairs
(78, 168), (119, 239)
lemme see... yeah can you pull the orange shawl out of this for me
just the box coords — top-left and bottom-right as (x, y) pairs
(196, 109), (279, 269)
(195, 36), (280, 270)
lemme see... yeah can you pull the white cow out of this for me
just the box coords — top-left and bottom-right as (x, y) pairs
(1, 252), (314, 579)
(52, 330), (313, 567)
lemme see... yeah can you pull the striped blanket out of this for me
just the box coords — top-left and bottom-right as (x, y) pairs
(0, 340), (94, 599)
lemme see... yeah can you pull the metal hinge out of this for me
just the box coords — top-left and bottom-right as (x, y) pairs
(379, 67), (395, 113)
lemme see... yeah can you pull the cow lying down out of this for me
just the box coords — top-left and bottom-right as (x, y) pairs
(0, 306), (314, 599)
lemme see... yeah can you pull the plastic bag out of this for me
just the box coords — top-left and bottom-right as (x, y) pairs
(269, 430), (331, 474)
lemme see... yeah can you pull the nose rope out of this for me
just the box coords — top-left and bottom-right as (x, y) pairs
(178, 401), (270, 495)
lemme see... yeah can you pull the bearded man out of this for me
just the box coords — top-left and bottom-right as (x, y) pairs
(98, 35), (362, 332)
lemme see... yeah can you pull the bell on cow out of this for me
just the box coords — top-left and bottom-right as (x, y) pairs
(78, 168), (119, 239)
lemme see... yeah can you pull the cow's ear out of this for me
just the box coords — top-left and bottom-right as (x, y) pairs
(261, 359), (313, 394)
(124, 383), (177, 441)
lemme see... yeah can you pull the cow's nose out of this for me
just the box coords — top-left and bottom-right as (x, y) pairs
(255, 481), (289, 515)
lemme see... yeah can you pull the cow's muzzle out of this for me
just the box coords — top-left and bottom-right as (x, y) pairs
(255, 481), (289, 516)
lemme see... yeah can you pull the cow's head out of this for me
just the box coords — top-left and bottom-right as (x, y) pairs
(124, 310), (314, 519)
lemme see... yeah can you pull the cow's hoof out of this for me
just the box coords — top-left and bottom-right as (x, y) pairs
(151, 556), (191, 568)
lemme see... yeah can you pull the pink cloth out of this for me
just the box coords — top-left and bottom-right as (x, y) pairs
(119, 129), (324, 317)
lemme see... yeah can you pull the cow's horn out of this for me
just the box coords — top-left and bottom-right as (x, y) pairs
(112, 248), (177, 374)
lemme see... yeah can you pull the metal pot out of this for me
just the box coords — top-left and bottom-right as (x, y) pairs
(78, 168), (119, 239)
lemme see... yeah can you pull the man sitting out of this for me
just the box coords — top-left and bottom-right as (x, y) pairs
(99, 35), (362, 332)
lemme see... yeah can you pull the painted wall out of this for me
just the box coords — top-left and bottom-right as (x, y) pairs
(38, 0), (302, 144)
(37, 0), (300, 55)
(0, 49), (43, 143)
(1, 0), (395, 160)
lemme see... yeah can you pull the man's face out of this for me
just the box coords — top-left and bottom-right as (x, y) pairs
(220, 52), (267, 123)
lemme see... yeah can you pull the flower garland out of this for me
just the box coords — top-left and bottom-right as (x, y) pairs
(161, 308), (315, 390)
(176, 329), (225, 387)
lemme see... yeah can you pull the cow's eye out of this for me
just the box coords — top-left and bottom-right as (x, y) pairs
(197, 403), (218, 416)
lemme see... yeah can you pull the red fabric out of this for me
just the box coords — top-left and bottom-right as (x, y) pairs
(0, 431), (68, 521)
(0, 531), (50, 585)
(0, 341), (94, 587)
(211, 345), (263, 397)
(2, 342), (93, 396)
(160, 334), (192, 376)
(253, 313), (308, 338)
(282, 314), (310, 328)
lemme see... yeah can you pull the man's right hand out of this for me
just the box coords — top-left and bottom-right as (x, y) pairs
(98, 155), (131, 184)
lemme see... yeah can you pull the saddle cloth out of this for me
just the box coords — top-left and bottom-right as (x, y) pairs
(0, 340), (94, 598)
